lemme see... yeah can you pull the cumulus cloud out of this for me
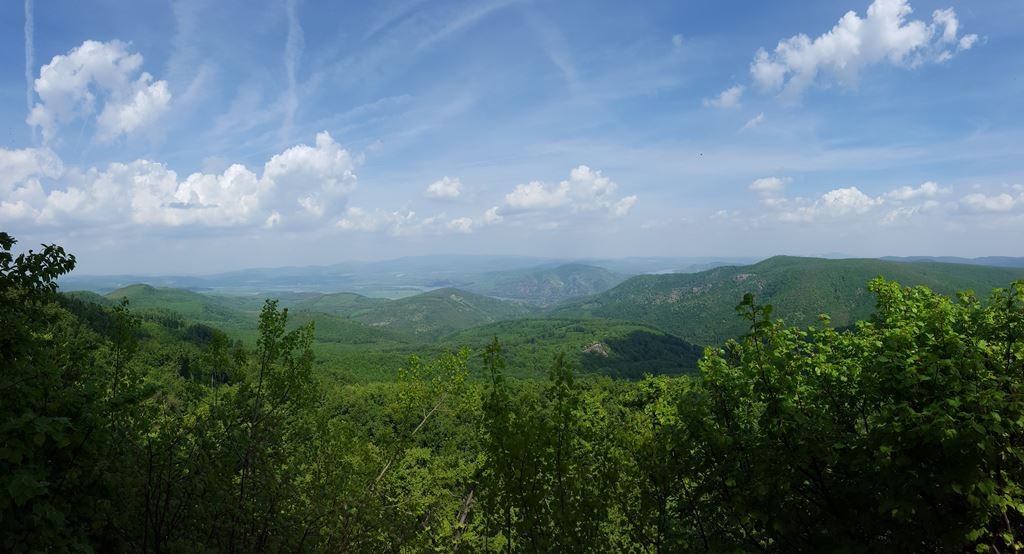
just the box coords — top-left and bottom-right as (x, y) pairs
(0, 146), (63, 193)
(749, 0), (978, 99)
(27, 40), (171, 142)
(778, 187), (882, 222)
(0, 131), (357, 229)
(503, 165), (637, 217)
(262, 131), (357, 221)
(425, 176), (463, 199)
(703, 85), (744, 109)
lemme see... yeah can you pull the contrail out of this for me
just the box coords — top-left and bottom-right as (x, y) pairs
(282, 0), (304, 144)
(24, 0), (35, 141)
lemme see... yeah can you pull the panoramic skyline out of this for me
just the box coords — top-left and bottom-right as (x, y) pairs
(1, 0), (1022, 273)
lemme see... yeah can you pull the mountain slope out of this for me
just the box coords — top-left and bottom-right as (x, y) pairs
(288, 292), (389, 317)
(106, 284), (252, 325)
(443, 318), (702, 378)
(462, 263), (627, 306)
(552, 256), (1024, 345)
(350, 287), (536, 339)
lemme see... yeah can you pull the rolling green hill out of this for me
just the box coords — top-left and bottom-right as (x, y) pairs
(288, 291), (389, 317)
(461, 263), (628, 306)
(350, 287), (536, 339)
(552, 256), (1024, 345)
(106, 284), (253, 326)
(100, 285), (416, 381)
(64, 290), (114, 306)
(442, 318), (702, 379)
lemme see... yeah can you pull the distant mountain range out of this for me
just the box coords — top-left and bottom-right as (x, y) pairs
(458, 263), (628, 306)
(881, 256), (1024, 268)
(68, 255), (1024, 380)
(552, 256), (1024, 345)
(57, 255), (757, 297)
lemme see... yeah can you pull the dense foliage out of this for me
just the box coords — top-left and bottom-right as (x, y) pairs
(3, 232), (1023, 552)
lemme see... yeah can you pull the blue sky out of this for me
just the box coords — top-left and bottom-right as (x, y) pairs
(1, 0), (1022, 273)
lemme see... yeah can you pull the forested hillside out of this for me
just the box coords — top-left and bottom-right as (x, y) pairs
(347, 287), (536, 339)
(554, 255), (1024, 344)
(5, 233), (1024, 552)
(441, 318), (702, 379)
(461, 263), (627, 306)
(97, 282), (700, 381)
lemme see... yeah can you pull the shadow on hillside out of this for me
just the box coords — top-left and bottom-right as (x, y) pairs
(580, 330), (703, 379)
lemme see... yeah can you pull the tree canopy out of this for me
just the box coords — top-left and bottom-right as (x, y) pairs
(1, 232), (1022, 552)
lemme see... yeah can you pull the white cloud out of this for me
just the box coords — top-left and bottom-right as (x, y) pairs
(750, 176), (787, 194)
(882, 200), (941, 223)
(335, 207), (487, 236)
(0, 131), (358, 229)
(958, 33), (978, 51)
(931, 8), (959, 43)
(960, 192), (1022, 213)
(821, 187), (881, 215)
(117, 161), (262, 226)
(503, 165), (636, 217)
(425, 176), (463, 199)
(27, 40), (171, 142)
(447, 217), (474, 233)
(504, 181), (567, 210)
(703, 85), (744, 109)
(264, 211), (282, 229)
(749, 0), (977, 99)
(883, 180), (949, 201)
(262, 131), (357, 222)
(611, 195), (638, 217)
(740, 112), (765, 131)
(672, 34), (684, 49)
(0, 146), (63, 194)
(771, 186), (883, 223)
(753, 180), (963, 224)
(482, 206), (503, 224)
(336, 207), (417, 234)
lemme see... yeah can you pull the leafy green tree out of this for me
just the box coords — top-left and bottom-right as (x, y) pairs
(686, 279), (1024, 551)
(480, 342), (617, 552)
(0, 233), (141, 550)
